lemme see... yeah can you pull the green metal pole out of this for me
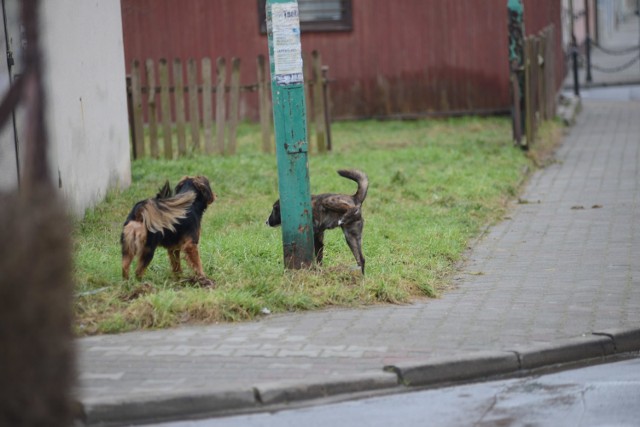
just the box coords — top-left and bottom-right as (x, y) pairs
(507, 0), (525, 147)
(266, 0), (314, 269)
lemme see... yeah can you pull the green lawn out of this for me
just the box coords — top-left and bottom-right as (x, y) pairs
(73, 117), (558, 335)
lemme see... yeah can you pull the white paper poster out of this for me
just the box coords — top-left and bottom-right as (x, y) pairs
(271, 2), (304, 86)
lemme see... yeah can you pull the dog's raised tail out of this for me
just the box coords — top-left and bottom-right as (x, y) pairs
(141, 191), (196, 234)
(337, 169), (368, 204)
(156, 180), (172, 199)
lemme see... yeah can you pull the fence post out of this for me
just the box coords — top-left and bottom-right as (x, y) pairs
(571, 35), (580, 97)
(509, 72), (522, 145)
(130, 60), (144, 158)
(537, 35), (546, 121)
(321, 65), (332, 151)
(215, 57), (227, 155)
(525, 37), (534, 147)
(257, 54), (272, 153)
(173, 58), (187, 155)
(546, 26), (556, 118)
(266, 0), (314, 269)
(145, 59), (159, 158)
(532, 37), (540, 144)
(585, 0), (593, 83)
(311, 50), (326, 153)
(187, 58), (201, 152)
(158, 59), (173, 159)
(303, 52), (312, 146)
(507, 0), (525, 148)
(226, 57), (241, 155)
(202, 57), (215, 154)
(126, 76), (135, 162)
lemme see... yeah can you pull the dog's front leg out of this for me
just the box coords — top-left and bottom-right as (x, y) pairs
(183, 240), (215, 287)
(183, 241), (204, 277)
(314, 231), (325, 266)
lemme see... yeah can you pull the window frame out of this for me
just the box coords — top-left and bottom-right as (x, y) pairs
(258, 0), (353, 33)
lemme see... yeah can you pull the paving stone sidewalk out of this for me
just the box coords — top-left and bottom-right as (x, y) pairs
(76, 96), (640, 425)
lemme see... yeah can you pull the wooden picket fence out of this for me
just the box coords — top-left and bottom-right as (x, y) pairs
(523, 25), (557, 146)
(510, 25), (557, 148)
(126, 51), (332, 159)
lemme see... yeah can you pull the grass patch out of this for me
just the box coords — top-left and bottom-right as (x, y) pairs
(74, 117), (556, 335)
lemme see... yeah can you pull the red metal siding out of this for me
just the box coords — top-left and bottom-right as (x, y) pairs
(121, 0), (564, 120)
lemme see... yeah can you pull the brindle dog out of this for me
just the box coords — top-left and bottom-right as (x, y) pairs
(266, 169), (368, 274)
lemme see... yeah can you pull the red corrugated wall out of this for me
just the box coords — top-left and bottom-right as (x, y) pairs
(121, 0), (564, 120)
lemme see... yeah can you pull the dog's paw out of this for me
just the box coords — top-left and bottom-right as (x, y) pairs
(196, 276), (216, 288)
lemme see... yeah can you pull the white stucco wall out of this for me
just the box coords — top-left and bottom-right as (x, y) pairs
(41, 0), (131, 217)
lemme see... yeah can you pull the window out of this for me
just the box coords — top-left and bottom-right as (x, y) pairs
(258, 0), (353, 33)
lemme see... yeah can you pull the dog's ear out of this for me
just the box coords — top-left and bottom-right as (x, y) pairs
(266, 200), (282, 227)
(193, 176), (215, 205)
(271, 200), (281, 217)
(174, 176), (189, 194)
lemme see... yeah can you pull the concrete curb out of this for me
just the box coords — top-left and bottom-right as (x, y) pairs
(84, 388), (257, 426)
(383, 351), (519, 387)
(254, 371), (399, 405)
(81, 329), (640, 426)
(513, 335), (615, 370)
(593, 328), (640, 353)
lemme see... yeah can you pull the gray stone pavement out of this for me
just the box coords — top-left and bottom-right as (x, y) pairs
(77, 21), (640, 424)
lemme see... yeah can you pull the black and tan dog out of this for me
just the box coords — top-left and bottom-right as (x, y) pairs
(121, 176), (216, 285)
(266, 169), (368, 274)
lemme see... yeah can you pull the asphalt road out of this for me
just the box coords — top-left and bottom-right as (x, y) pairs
(150, 356), (640, 427)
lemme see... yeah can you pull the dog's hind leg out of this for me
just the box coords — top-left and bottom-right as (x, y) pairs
(122, 253), (134, 280)
(342, 219), (365, 274)
(168, 248), (182, 275)
(121, 236), (133, 280)
(134, 245), (157, 280)
(121, 221), (146, 280)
